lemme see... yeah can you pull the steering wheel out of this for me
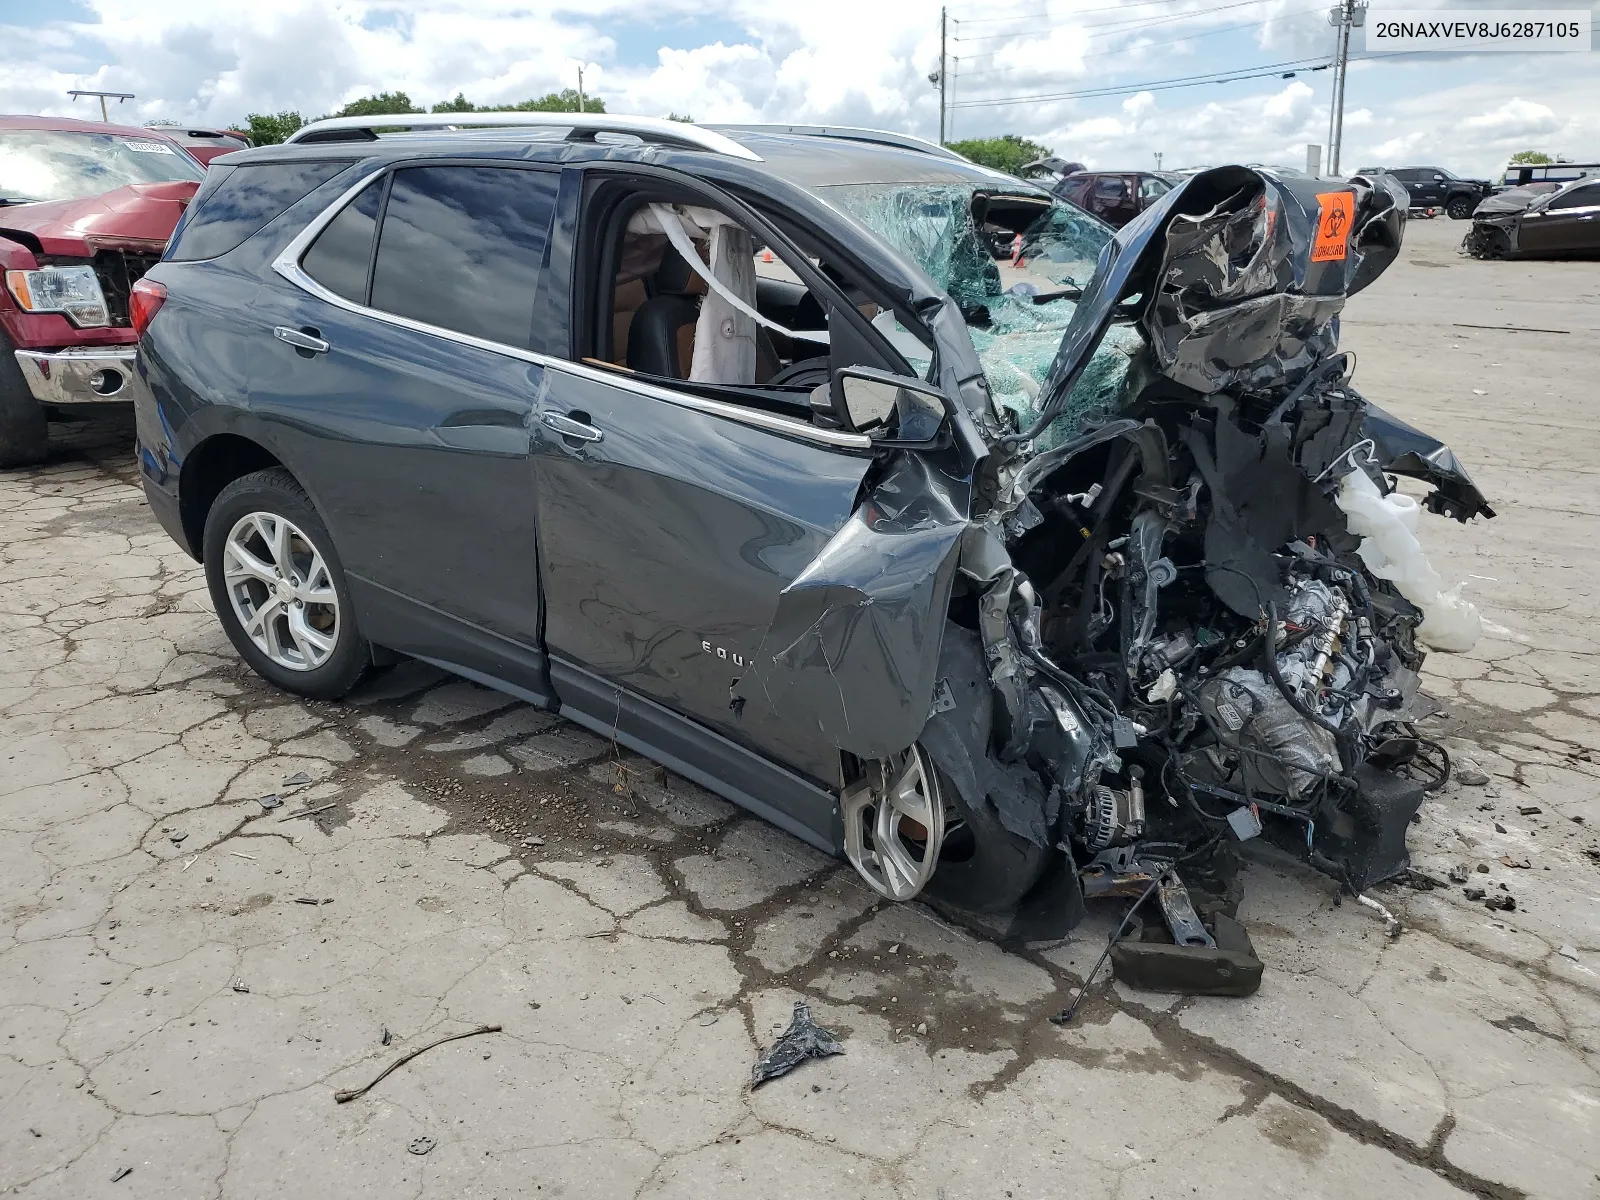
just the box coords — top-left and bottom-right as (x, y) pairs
(768, 356), (831, 389)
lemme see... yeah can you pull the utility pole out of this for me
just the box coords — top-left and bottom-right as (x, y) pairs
(576, 66), (585, 114)
(68, 89), (134, 123)
(939, 8), (948, 144)
(1326, 0), (1367, 175)
(948, 57), (958, 141)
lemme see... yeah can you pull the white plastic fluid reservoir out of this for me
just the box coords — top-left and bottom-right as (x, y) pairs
(1335, 468), (1482, 653)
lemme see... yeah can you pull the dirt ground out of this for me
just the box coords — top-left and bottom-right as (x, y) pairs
(2, 214), (1597, 1200)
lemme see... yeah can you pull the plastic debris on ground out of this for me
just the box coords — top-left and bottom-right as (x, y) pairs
(750, 1000), (844, 1088)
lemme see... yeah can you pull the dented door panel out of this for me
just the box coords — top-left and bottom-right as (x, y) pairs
(532, 364), (872, 785)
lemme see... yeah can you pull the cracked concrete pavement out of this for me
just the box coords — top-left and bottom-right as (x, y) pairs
(3, 217), (1598, 1199)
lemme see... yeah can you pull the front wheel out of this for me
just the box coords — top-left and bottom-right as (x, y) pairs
(203, 468), (370, 700)
(0, 331), (48, 469)
(1446, 195), (1475, 220)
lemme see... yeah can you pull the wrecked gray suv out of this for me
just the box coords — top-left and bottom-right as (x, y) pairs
(133, 115), (1493, 966)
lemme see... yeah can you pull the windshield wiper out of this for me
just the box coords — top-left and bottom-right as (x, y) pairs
(0, 196), (40, 206)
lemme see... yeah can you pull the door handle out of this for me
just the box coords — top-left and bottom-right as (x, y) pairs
(273, 326), (330, 353)
(540, 411), (604, 443)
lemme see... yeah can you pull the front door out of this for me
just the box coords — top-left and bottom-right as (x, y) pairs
(1414, 170), (1446, 206)
(1518, 182), (1600, 254)
(533, 364), (871, 781)
(532, 168), (916, 784)
(249, 163), (563, 687)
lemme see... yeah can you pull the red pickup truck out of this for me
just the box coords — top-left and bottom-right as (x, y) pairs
(1, 115), (206, 466)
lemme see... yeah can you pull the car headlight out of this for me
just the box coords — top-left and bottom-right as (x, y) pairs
(4, 265), (110, 327)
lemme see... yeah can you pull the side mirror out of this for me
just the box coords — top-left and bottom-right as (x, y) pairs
(833, 367), (951, 447)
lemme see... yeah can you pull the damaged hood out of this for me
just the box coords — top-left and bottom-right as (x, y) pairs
(1033, 166), (1408, 418)
(1473, 184), (1559, 216)
(0, 180), (196, 255)
(1008, 165), (1488, 518)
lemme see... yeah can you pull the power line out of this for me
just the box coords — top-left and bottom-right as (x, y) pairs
(950, 54), (1330, 107)
(955, 5), (1325, 77)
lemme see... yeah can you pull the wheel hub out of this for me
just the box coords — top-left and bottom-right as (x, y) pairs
(841, 745), (946, 901)
(222, 511), (340, 673)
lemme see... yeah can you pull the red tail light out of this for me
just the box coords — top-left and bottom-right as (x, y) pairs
(129, 278), (167, 338)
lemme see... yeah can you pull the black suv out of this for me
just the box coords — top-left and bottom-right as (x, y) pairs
(1357, 166), (1493, 219)
(133, 114), (1488, 932)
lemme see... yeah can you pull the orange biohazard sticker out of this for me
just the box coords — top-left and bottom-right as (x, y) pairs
(1312, 191), (1354, 262)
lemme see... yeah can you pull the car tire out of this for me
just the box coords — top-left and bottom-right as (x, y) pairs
(922, 763), (1054, 913)
(1446, 195), (1475, 220)
(0, 330), (48, 469)
(203, 467), (370, 700)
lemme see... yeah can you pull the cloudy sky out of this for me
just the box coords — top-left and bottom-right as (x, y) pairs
(1, 0), (1593, 178)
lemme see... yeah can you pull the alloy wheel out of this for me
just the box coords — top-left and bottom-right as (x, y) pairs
(222, 511), (340, 671)
(841, 745), (947, 901)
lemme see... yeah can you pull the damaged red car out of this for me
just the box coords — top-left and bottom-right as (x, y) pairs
(1, 114), (205, 465)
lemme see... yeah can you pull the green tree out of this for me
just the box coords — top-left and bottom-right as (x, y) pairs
(1507, 150), (1553, 165)
(945, 134), (1052, 177)
(241, 110), (305, 146)
(510, 89), (605, 114)
(666, 112), (694, 122)
(333, 91), (424, 118)
(431, 93), (477, 113)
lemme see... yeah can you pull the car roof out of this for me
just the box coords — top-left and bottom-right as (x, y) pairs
(219, 121), (1046, 198)
(0, 113), (187, 141)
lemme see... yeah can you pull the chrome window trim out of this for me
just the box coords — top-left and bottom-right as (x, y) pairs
(271, 167), (872, 454)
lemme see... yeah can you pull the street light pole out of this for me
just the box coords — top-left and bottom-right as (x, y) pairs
(577, 66), (585, 114)
(68, 89), (134, 123)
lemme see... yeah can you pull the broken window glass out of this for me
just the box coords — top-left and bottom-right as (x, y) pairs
(822, 181), (1150, 448)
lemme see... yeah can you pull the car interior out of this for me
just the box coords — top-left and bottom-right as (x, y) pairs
(578, 179), (908, 428)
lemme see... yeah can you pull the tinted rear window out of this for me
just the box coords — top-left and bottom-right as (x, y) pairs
(369, 165), (559, 348)
(302, 177), (383, 303)
(169, 160), (353, 261)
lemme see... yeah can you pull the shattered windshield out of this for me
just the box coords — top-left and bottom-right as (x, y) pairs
(824, 182), (1109, 309)
(0, 130), (205, 205)
(824, 181), (1144, 448)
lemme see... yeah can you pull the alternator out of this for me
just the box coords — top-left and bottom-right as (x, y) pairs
(1082, 768), (1146, 851)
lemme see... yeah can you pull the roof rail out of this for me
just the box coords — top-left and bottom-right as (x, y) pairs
(283, 112), (762, 160)
(708, 124), (969, 163)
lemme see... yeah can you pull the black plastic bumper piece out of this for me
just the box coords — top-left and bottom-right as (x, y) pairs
(1110, 913), (1264, 997)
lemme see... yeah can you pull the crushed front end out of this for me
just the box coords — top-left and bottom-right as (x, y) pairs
(742, 165), (1494, 986)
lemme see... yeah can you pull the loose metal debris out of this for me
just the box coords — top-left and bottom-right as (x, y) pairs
(334, 1024), (502, 1104)
(750, 1001), (845, 1088)
(735, 166), (1494, 992)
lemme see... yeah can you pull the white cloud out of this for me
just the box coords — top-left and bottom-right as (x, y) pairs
(0, 0), (1593, 179)
(1462, 98), (1559, 137)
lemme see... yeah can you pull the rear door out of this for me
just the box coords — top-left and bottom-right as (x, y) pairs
(1519, 182), (1600, 254)
(1387, 169), (1420, 204)
(248, 162), (562, 692)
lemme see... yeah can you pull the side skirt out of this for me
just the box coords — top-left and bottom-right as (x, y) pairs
(550, 656), (843, 857)
(348, 575), (556, 708)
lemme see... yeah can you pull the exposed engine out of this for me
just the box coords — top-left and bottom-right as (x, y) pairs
(738, 165), (1493, 993)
